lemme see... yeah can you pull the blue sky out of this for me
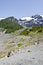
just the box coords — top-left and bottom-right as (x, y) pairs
(0, 0), (43, 18)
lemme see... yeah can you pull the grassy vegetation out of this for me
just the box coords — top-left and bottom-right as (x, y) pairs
(19, 26), (43, 36)
(14, 29), (24, 35)
(17, 43), (23, 47)
(0, 50), (8, 58)
(0, 44), (16, 58)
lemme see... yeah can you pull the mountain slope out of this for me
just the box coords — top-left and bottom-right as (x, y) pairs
(0, 16), (23, 33)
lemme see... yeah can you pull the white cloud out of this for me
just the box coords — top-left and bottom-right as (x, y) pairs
(0, 18), (4, 20)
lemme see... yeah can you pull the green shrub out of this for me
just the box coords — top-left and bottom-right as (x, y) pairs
(17, 43), (23, 47)
(38, 29), (42, 33)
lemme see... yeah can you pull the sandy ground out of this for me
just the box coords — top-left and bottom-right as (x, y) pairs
(0, 43), (43, 65)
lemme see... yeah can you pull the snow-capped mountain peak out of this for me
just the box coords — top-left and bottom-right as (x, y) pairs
(20, 17), (34, 21)
(19, 14), (43, 27)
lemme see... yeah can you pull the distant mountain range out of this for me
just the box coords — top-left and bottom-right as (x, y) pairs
(19, 14), (43, 27)
(0, 14), (43, 32)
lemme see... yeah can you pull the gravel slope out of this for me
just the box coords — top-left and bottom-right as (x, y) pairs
(0, 32), (43, 65)
(0, 43), (43, 65)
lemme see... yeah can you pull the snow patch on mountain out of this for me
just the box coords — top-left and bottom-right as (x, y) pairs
(21, 17), (34, 21)
(40, 15), (43, 18)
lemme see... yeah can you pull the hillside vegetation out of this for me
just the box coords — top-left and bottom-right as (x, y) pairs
(19, 26), (43, 36)
(0, 17), (23, 33)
